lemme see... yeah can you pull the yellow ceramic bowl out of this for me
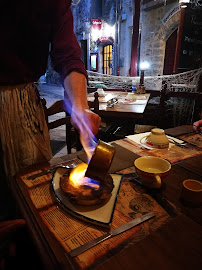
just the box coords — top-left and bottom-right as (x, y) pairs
(134, 156), (171, 188)
(145, 128), (169, 149)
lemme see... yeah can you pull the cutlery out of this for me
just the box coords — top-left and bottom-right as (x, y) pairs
(168, 138), (192, 149)
(182, 140), (202, 149)
(69, 212), (155, 257)
(173, 143), (191, 149)
(26, 159), (80, 180)
(107, 98), (118, 108)
(171, 139), (201, 150)
(26, 168), (55, 180)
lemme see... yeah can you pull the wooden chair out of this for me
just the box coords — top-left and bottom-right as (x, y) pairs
(145, 85), (202, 129)
(41, 98), (73, 154)
(137, 84), (202, 130)
(41, 92), (100, 154)
(158, 85), (202, 128)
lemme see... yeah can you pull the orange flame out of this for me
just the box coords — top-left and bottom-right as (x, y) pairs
(64, 102), (98, 187)
(69, 163), (99, 189)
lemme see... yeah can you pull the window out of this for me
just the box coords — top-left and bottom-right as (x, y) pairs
(90, 53), (98, 71)
(103, 45), (112, 75)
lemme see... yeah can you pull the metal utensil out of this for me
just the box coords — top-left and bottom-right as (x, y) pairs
(169, 138), (201, 149)
(26, 160), (80, 180)
(107, 98), (118, 108)
(26, 168), (55, 180)
(69, 212), (155, 257)
(168, 138), (191, 149)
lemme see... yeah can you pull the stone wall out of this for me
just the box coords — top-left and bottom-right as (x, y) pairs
(140, 2), (180, 76)
(46, 1), (181, 79)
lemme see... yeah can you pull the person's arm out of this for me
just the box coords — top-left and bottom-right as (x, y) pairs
(193, 119), (202, 134)
(64, 71), (101, 155)
(64, 71), (101, 137)
(50, 5), (87, 81)
(50, 4), (101, 151)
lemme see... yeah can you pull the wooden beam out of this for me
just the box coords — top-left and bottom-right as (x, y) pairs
(173, 6), (186, 74)
(130, 0), (141, 76)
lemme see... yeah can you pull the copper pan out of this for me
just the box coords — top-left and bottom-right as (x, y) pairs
(85, 140), (115, 182)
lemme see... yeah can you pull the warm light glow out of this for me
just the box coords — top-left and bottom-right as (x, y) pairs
(91, 22), (115, 42)
(140, 61), (150, 71)
(91, 28), (100, 41)
(179, 0), (189, 7)
(69, 163), (99, 189)
(104, 24), (115, 40)
(179, 0), (190, 3)
(69, 163), (88, 187)
(181, 4), (188, 8)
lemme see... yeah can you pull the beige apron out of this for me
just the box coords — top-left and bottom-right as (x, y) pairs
(0, 83), (52, 177)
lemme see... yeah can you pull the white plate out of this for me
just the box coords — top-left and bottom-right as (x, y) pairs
(52, 167), (122, 227)
(126, 132), (185, 150)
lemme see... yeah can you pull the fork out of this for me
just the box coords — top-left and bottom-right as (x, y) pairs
(53, 159), (81, 169)
(26, 159), (81, 180)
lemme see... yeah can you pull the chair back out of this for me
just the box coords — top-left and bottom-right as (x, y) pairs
(41, 92), (100, 154)
(160, 84), (202, 127)
(140, 85), (202, 129)
(88, 92), (99, 114)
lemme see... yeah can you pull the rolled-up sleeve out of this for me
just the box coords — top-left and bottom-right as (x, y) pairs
(50, 3), (87, 82)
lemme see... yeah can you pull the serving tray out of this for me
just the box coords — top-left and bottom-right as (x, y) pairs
(52, 166), (122, 227)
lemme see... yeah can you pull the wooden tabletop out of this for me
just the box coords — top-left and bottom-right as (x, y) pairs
(87, 91), (150, 118)
(11, 126), (202, 270)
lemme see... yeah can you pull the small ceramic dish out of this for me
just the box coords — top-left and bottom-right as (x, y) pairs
(140, 128), (169, 149)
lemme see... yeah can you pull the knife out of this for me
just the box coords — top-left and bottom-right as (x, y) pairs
(26, 168), (55, 180)
(182, 140), (202, 149)
(69, 212), (155, 257)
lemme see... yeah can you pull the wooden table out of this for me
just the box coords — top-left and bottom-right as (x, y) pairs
(88, 91), (150, 135)
(11, 126), (202, 270)
(88, 91), (150, 117)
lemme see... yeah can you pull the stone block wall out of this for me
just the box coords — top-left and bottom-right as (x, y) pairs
(69, 1), (180, 78)
(140, 3), (180, 76)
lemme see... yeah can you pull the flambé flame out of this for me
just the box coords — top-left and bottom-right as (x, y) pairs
(63, 99), (97, 162)
(69, 163), (88, 187)
(64, 99), (99, 188)
(69, 163), (99, 189)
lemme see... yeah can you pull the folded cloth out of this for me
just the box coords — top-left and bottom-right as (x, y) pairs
(77, 143), (139, 173)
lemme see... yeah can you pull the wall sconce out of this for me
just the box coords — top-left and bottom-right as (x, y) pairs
(137, 61), (149, 94)
(179, 0), (190, 8)
(139, 61), (149, 85)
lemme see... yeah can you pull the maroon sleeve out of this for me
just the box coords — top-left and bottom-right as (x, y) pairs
(50, 4), (87, 82)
